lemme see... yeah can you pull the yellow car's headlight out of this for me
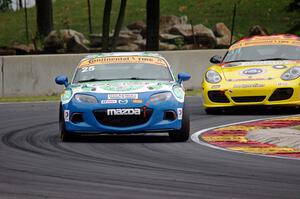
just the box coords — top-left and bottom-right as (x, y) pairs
(281, 67), (300, 81)
(205, 70), (222, 84)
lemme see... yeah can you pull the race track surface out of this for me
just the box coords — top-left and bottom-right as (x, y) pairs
(0, 97), (299, 199)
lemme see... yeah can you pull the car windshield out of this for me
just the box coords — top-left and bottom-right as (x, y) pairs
(223, 45), (300, 63)
(73, 62), (174, 83)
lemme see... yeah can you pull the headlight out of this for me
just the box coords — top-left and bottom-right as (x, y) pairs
(74, 94), (97, 103)
(281, 67), (300, 81)
(150, 92), (172, 102)
(205, 70), (222, 83)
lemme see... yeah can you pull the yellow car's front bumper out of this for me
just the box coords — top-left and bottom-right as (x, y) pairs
(202, 79), (300, 108)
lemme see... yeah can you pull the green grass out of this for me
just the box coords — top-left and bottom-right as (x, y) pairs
(293, 125), (300, 131)
(185, 89), (202, 96)
(1, 0), (300, 46)
(0, 95), (60, 102)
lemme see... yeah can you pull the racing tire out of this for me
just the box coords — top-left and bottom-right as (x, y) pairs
(169, 104), (190, 142)
(59, 105), (76, 142)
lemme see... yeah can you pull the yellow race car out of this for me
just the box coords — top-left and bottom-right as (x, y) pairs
(202, 34), (300, 114)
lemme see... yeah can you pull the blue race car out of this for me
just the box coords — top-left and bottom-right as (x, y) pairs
(55, 52), (191, 142)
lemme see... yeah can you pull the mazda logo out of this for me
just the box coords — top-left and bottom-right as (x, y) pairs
(118, 99), (128, 104)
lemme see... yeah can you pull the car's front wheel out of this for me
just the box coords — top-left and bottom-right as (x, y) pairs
(169, 104), (190, 142)
(59, 105), (76, 142)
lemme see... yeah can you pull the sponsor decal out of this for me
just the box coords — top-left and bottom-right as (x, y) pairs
(101, 100), (117, 104)
(240, 68), (265, 76)
(79, 56), (168, 68)
(118, 99), (128, 104)
(277, 82), (288, 86)
(177, 108), (183, 120)
(229, 77), (272, 81)
(233, 83), (265, 88)
(64, 110), (70, 122)
(132, 99), (143, 103)
(107, 108), (141, 116)
(211, 85), (221, 89)
(61, 90), (72, 102)
(102, 82), (143, 92)
(108, 93), (138, 99)
(229, 37), (300, 50)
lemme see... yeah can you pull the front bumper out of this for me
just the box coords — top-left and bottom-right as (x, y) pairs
(62, 94), (183, 134)
(202, 80), (300, 108)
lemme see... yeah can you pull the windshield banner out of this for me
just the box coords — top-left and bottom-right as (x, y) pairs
(79, 56), (168, 68)
(230, 38), (300, 50)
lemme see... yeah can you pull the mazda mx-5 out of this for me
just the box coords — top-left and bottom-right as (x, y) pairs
(55, 52), (191, 141)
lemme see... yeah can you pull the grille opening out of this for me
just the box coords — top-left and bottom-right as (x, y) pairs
(164, 111), (176, 121)
(71, 113), (84, 123)
(269, 88), (293, 101)
(232, 96), (266, 103)
(93, 108), (153, 127)
(208, 91), (230, 103)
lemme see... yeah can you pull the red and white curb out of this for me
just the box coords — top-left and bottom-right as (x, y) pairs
(191, 115), (300, 160)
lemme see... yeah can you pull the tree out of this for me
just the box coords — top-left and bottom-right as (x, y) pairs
(0, 0), (12, 12)
(18, 0), (22, 9)
(36, 0), (53, 37)
(146, 0), (160, 51)
(102, 0), (112, 52)
(111, 0), (127, 51)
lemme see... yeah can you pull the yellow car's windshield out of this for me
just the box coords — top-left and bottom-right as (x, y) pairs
(224, 45), (300, 63)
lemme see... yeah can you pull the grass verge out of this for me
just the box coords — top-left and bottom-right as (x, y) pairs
(293, 125), (300, 131)
(0, 95), (60, 102)
(185, 89), (202, 96)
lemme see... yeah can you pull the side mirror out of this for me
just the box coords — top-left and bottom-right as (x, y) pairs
(177, 72), (191, 84)
(55, 75), (69, 87)
(210, 55), (222, 64)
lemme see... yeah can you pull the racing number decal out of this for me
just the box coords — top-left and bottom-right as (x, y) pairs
(177, 108), (183, 120)
(81, 66), (95, 73)
(64, 110), (70, 122)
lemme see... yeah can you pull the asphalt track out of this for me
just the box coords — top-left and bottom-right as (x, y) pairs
(0, 97), (299, 199)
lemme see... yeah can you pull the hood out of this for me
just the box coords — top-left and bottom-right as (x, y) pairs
(70, 80), (175, 94)
(60, 80), (184, 104)
(220, 60), (299, 81)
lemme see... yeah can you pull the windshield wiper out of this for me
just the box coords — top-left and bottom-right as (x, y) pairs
(226, 60), (258, 63)
(127, 77), (157, 80)
(78, 78), (116, 83)
(77, 77), (159, 83)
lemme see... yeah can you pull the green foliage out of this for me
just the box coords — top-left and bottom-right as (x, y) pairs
(0, 0), (12, 12)
(0, 0), (300, 46)
(174, 37), (184, 49)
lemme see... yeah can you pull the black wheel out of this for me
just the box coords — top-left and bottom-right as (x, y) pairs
(59, 105), (76, 142)
(169, 103), (190, 142)
(204, 108), (223, 115)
